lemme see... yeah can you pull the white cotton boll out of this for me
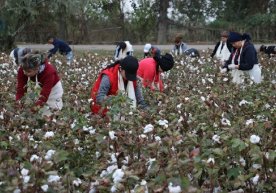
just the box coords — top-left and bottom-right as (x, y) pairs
(264, 103), (271, 109)
(251, 174), (259, 185)
(212, 135), (221, 144)
(223, 78), (228, 82)
(0, 111), (4, 119)
(88, 98), (93, 103)
(139, 134), (147, 138)
(158, 119), (168, 128)
(250, 135), (260, 144)
(207, 78), (214, 84)
(100, 170), (107, 178)
(141, 180), (147, 185)
(95, 151), (101, 158)
(48, 175), (60, 183)
(21, 168), (29, 176)
(45, 150), (56, 160)
(23, 175), (30, 183)
(265, 152), (269, 159)
(221, 118), (231, 126)
(202, 79), (206, 84)
(239, 157), (246, 166)
(168, 182), (182, 193)
(74, 139), (79, 145)
(147, 158), (156, 170)
(207, 157), (215, 164)
(73, 178), (82, 186)
(178, 116), (184, 123)
(245, 119), (254, 126)
(110, 153), (117, 164)
(122, 156), (129, 165)
(109, 131), (117, 140)
(200, 96), (206, 101)
(112, 169), (124, 183)
(154, 136), (161, 143)
(30, 154), (41, 162)
(13, 188), (21, 193)
(111, 185), (117, 192)
(143, 124), (154, 133)
(89, 180), (99, 193)
(252, 164), (262, 169)
(185, 97), (189, 101)
(44, 131), (54, 139)
(106, 165), (118, 175)
(239, 99), (252, 106)
(14, 69), (17, 74)
(41, 184), (49, 192)
(176, 103), (182, 108)
(71, 120), (77, 129)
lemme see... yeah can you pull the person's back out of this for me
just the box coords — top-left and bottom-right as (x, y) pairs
(10, 47), (32, 66)
(260, 45), (276, 57)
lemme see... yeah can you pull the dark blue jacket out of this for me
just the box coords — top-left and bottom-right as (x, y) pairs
(224, 41), (258, 71)
(48, 38), (72, 58)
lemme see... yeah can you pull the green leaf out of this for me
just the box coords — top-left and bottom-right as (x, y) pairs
(227, 167), (241, 179)
(54, 150), (69, 163)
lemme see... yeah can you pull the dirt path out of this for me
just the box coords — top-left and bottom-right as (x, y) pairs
(17, 44), (264, 52)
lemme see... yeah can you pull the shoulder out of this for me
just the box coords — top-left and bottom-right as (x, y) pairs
(43, 63), (57, 74)
(139, 58), (156, 66)
(243, 42), (256, 51)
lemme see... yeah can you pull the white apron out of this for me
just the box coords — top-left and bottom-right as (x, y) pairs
(42, 81), (63, 116)
(215, 41), (231, 62)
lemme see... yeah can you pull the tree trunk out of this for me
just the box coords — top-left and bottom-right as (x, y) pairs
(157, 0), (169, 44)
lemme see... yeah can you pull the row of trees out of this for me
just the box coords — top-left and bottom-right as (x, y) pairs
(0, 0), (276, 50)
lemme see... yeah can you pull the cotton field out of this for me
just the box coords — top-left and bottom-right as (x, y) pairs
(0, 50), (275, 192)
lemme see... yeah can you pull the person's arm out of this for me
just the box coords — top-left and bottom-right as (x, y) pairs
(226, 41), (233, 52)
(16, 68), (28, 101)
(238, 45), (257, 70)
(35, 73), (55, 106)
(135, 80), (148, 109)
(48, 41), (59, 58)
(96, 75), (111, 104)
(211, 42), (220, 57)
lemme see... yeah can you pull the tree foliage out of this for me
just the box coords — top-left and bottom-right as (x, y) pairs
(0, 0), (275, 50)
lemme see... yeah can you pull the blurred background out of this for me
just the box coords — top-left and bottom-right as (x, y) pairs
(0, 0), (276, 50)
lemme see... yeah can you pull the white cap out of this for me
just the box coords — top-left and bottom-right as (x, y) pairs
(144, 43), (151, 53)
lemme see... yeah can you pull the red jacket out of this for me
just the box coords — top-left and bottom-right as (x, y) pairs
(90, 64), (137, 116)
(137, 58), (163, 91)
(16, 62), (60, 106)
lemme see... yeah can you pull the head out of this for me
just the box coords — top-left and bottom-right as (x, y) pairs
(174, 35), (183, 46)
(47, 36), (55, 44)
(157, 53), (174, 72)
(259, 45), (266, 52)
(119, 56), (139, 81)
(220, 31), (229, 42)
(144, 43), (152, 55)
(114, 41), (134, 61)
(22, 53), (43, 77)
(228, 32), (243, 48)
(228, 32), (251, 48)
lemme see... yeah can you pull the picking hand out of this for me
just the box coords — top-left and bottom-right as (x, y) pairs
(220, 68), (227, 73)
(228, 64), (237, 70)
